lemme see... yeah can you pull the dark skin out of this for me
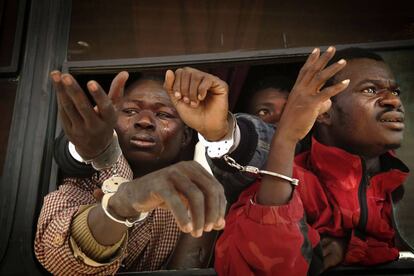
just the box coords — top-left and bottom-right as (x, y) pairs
(248, 88), (289, 125)
(253, 47), (351, 272)
(163, 53), (349, 271)
(254, 56), (405, 271)
(317, 58), (404, 175)
(315, 59), (404, 269)
(50, 71), (227, 247)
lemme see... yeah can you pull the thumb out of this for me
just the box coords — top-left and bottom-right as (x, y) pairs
(93, 188), (105, 202)
(318, 99), (332, 115)
(164, 70), (175, 94)
(108, 71), (129, 104)
(164, 70), (181, 105)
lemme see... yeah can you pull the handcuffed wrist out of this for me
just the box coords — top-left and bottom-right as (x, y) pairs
(83, 131), (122, 170)
(198, 112), (240, 158)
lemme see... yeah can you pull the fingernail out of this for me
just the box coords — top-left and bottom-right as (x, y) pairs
(88, 81), (98, 91)
(327, 46), (334, 52)
(182, 223), (193, 233)
(341, 79), (350, 85)
(194, 229), (203, 237)
(312, 48), (318, 54)
(337, 59), (346, 65)
(51, 73), (60, 82)
(198, 94), (203, 100)
(62, 75), (72, 85)
(174, 91), (181, 99)
(190, 101), (198, 107)
(204, 223), (213, 232)
(183, 97), (190, 104)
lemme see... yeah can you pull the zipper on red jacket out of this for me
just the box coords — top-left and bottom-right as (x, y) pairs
(356, 158), (369, 239)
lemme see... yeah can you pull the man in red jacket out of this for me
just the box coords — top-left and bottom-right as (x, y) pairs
(214, 47), (409, 275)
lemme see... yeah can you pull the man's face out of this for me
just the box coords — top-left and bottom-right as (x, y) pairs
(248, 88), (289, 124)
(115, 80), (188, 170)
(327, 58), (404, 156)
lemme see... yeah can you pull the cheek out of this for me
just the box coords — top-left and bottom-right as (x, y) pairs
(159, 121), (184, 146)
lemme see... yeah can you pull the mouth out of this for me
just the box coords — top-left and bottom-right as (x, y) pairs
(130, 134), (157, 148)
(379, 111), (405, 131)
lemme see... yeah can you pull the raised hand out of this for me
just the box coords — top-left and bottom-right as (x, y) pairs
(110, 161), (227, 237)
(277, 46), (349, 144)
(164, 67), (229, 141)
(257, 46), (349, 206)
(50, 71), (128, 159)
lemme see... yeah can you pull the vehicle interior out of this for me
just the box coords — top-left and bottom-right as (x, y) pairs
(0, 0), (414, 275)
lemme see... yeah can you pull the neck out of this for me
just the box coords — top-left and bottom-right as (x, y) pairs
(362, 156), (381, 177)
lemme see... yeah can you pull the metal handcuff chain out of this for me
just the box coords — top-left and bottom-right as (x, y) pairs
(223, 155), (299, 186)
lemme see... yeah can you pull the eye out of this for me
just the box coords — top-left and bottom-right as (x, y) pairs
(391, 88), (401, 96)
(122, 109), (138, 116)
(157, 111), (175, 119)
(361, 87), (377, 94)
(256, 109), (270, 117)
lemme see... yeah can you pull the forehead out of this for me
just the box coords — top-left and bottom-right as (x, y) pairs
(335, 58), (395, 85)
(252, 88), (288, 103)
(123, 80), (172, 106)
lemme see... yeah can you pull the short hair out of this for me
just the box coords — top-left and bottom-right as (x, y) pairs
(325, 47), (385, 87)
(248, 74), (294, 95)
(124, 73), (165, 95)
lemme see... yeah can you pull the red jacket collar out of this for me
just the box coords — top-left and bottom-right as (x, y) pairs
(300, 137), (409, 191)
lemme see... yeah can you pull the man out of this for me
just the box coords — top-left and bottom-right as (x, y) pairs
(35, 70), (229, 274)
(243, 74), (293, 124)
(213, 47), (409, 275)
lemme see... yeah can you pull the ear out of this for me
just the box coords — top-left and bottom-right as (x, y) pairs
(181, 126), (193, 148)
(316, 110), (332, 126)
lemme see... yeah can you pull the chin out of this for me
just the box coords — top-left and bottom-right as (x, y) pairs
(384, 142), (402, 151)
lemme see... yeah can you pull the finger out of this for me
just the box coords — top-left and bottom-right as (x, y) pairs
(312, 46), (336, 74)
(180, 69), (191, 104)
(158, 187), (193, 234)
(51, 71), (82, 128)
(87, 80), (116, 123)
(164, 69), (176, 96)
(295, 48), (320, 84)
(181, 161), (224, 231)
(198, 77), (213, 102)
(172, 175), (205, 237)
(108, 71), (129, 105)
(298, 47), (336, 86)
(61, 74), (97, 124)
(212, 185), (226, 230)
(172, 68), (184, 101)
(311, 59), (347, 90)
(188, 73), (202, 107)
(93, 188), (104, 202)
(318, 79), (350, 102)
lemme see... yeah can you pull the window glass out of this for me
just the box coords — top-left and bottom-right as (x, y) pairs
(69, 0), (414, 61)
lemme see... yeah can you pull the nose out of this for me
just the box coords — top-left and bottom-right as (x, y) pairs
(134, 111), (155, 130)
(378, 91), (402, 110)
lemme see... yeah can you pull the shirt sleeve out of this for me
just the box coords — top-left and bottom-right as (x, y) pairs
(214, 181), (319, 276)
(207, 113), (276, 204)
(53, 131), (95, 178)
(34, 154), (133, 275)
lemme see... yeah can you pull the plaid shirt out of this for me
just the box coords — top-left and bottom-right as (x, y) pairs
(34, 155), (180, 275)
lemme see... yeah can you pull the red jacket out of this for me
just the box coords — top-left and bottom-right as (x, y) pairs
(215, 138), (409, 275)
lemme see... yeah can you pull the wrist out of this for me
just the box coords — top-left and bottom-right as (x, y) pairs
(108, 185), (140, 219)
(201, 120), (229, 141)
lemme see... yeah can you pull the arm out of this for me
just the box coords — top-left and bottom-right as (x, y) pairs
(34, 155), (133, 275)
(215, 47), (350, 275)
